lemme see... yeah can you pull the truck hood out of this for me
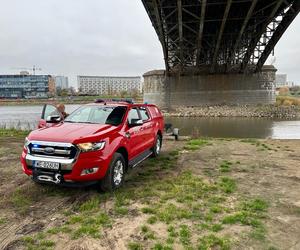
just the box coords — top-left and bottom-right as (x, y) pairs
(28, 122), (118, 143)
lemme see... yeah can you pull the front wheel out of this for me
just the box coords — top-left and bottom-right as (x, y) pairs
(151, 135), (162, 157)
(100, 153), (125, 192)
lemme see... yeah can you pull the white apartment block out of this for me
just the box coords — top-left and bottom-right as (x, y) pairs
(275, 74), (288, 88)
(78, 76), (142, 95)
(54, 76), (69, 89)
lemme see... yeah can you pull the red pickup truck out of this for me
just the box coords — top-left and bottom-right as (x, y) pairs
(20, 100), (164, 191)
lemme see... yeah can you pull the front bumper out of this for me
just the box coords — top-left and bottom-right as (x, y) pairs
(31, 168), (99, 187)
(21, 150), (111, 184)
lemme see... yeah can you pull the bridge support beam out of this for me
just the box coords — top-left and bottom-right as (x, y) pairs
(143, 66), (276, 109)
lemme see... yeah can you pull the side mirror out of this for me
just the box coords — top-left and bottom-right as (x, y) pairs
(128, 119), (143, 127)
(46, 115), (62, 123)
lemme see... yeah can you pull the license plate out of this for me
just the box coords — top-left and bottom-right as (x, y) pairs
(34, 161), (60, 170)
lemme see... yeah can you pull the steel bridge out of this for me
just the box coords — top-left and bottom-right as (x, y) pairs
(142, 0), (300, 74)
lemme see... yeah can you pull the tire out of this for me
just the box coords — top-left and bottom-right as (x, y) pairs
(100, 153), (126, 192)
(151, 134), (162, 158)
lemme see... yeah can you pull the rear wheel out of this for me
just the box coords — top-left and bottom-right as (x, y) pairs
(100, 153), (125, 192)
(151, 134), (162, 157)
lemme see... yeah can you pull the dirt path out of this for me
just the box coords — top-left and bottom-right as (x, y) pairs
(0, 137), (299, 250)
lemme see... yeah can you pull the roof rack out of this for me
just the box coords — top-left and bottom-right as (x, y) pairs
(94, 98), (134, 104)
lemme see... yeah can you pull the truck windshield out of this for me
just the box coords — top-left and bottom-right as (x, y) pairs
(64, 106), (127, 126)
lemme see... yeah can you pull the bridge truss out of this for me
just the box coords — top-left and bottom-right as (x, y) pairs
(142, 0), (300, 74)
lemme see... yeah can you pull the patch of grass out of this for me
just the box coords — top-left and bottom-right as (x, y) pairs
(219, 160), (233, 173)
(249, 226), (267, 240)
(198, 234), (230, 250)
(72, 224), (100, 239)
(94, 213), (111, 227)
(127, 242), (143, 250)
(141, 225), (149, 233)
(242, 198), (268, 213)
(240, 138), (259, 144)
(167, 225), (178, 238)
(222, 198), (268, 241)
(22, 236), (35, 245)
(179, 225), (191, 246)
(184, 139), (209, 150)
(218, 177), (237, 193)
(222, 211), (261, 226)
(147, 215), (158, 224)
(10, 188), (32, 214)
(211, 223), (223, 232)
(268, 246), (279, 250)
(210, 205), (223, 214)
(140, 225), (156, 240)
(141, 207), (156, 214)
(47, 226), (71, 235)
(0, 217), (6, 225)
(79, 196), (101, 212)
(40, 240), (55, 247)
(68, 215), (84, 224)
(152, 242), (173, 250)
(0, 128), (29, 138)
(114, 206), (129, 215)
(156, 203), (193, 224)
(22, 236), (55, 249)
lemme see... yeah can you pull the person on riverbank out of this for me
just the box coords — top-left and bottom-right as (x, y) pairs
(51, 103), (68, 119)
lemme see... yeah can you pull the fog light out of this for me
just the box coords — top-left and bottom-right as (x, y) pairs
(81, 167), (99, 176)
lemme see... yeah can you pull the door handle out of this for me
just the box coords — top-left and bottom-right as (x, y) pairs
(125, 132), (131, 139)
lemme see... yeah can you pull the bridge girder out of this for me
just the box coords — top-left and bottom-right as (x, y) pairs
(142, 0), (300, 74)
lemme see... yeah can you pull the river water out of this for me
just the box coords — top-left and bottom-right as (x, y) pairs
(0, 105), (300, 139)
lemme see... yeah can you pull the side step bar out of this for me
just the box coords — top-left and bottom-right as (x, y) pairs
(129, 149), (153, 168)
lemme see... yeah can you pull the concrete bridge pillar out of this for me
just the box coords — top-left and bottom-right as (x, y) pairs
(143, 65), (277, 109)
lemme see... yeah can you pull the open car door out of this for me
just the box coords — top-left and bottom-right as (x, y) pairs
(38, 104), (59, 129)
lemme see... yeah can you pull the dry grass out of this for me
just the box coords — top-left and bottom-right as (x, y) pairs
(276, 95), (300, 106)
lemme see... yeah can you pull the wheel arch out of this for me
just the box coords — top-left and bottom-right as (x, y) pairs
(157, 130), (162, 139)
(115, 146), (129, 172)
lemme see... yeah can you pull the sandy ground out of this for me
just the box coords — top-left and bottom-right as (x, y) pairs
(0, 136), (299, 250)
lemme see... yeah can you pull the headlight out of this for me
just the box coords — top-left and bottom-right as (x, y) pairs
(77, 141), (106, 152)
(24, 137), (30, 151)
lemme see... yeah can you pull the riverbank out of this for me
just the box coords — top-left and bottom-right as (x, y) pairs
(0, 98), (93, 106)
(163, 104), (300, 119)
(0, 96), (143, 106)
(0, 132), (299, 249)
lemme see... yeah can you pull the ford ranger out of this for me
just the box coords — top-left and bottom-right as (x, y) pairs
(20, 100), (164, 191)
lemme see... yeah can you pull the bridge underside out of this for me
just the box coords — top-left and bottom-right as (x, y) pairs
(142, 0), (299, 74)
(142, 0), (299, 106)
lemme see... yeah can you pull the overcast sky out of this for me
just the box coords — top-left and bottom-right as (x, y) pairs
(0, 0), (299, 87)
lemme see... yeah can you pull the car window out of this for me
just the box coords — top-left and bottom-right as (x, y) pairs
(67, 106), (92, 123)
(127, 108), (140, 124)
(139, 107), (150, 121)
(42, 104), (58, 119)
(64, 106), (127, 126)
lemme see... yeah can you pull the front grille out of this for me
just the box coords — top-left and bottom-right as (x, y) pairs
(28, 141), (78, 159)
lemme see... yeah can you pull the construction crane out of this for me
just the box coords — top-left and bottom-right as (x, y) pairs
(11, 65), (42, 75)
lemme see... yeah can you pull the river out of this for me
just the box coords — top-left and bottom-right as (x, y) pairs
(0, 105), (300, 139)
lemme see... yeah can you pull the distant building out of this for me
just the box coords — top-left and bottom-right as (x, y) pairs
(0, 74), (54, 99)
(275, 74), (288, 88)
(48, 77), (56, 96)
(78, 75), (142, 95)
(286, 81), (295, 87)
(54, 76), (69, 90)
